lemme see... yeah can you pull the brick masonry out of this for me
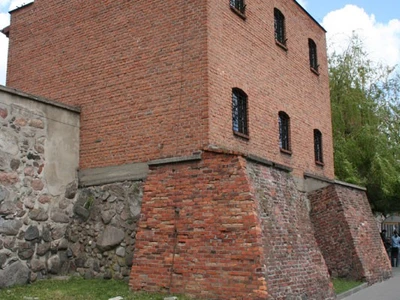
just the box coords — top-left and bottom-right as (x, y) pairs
(2, 0), (391, 298)
(247, 160), (335, 299)
(6, 0), (209, 170)
(130, 151), (336, 299)
(309, 184), (392, 283)
(6, 0), (333, 179)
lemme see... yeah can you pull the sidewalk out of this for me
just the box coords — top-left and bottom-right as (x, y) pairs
(340, 268), (400, 300)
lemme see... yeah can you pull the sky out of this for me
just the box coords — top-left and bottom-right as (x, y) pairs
(0, 1), (398, 85)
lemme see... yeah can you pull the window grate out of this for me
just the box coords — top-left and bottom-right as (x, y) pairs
(314, 129), (323, 163)
(274, 8), (286, 45)
(232, 88), (248, 136)
(309, 39), (318, 71)
(279, 111), (290, 151)
(230, 0), (246, 14)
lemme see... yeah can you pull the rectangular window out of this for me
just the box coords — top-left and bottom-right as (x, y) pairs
(274, 8), (286, 46)
(309, 38), (318, 72)
(314, 129), (323, 164)
(279, 111), (290, 152)
(232, 88), (248, 137)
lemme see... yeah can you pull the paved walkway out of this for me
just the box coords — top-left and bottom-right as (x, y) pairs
(341, 268), (400, 300)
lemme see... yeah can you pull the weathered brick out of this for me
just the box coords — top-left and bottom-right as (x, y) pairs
(309, 184), (392, 284)
(6, 0), (333, 179)
(130, 151), (336, 299)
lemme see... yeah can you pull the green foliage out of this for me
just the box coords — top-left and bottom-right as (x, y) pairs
(329, 35), (400, 214)
(332, 277), (363, 295)
(0, 277), (193, 300)
(84, 196), (94, 210)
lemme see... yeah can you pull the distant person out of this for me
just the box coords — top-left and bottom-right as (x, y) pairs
(381, 229), (390, 254)
(391, 231), (400, 267)
(381, 229), (386, 241)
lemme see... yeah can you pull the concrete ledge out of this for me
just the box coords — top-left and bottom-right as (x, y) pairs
(272, 162), (293, 173)
(335, 180), (367, 191)
(246, 155), (292, 172)
(79, 162), (148, 187)
(304, 172), (335, 184)
(246, 154), (273, 167)
(336, 282), (368, 300)
(148, 153), (202, 166)
(0, 85), (80, 113)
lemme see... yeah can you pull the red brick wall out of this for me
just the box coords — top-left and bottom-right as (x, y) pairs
(130, 152), (267, 299)
(309, 184), (392, 283)
(247, 160), (335, 299)
(130, 151), (335, 299)
(7, 0), (334, 179)
(7, 0), (209, 169)
(207, 0), (334, 179)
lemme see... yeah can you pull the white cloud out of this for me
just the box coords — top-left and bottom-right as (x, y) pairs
(322, 5), (400, 69)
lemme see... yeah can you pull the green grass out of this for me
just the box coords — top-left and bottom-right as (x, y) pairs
(0, 277), (192, 300)
(332, 277), (363, 294)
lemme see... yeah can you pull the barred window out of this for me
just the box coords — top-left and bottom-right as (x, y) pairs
(274, 8), (286, 45)
(230, 0), (246, 14)
(309, 38), (318, 71)
(279, 111), (290, 152)
(314, 129), (323, 164)
(232, 88), (248, 136)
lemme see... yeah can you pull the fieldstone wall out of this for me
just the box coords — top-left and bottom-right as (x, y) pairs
(0, 87), (80, 288)
(0, 88), (144, 287)
(67, 181), (142, 281)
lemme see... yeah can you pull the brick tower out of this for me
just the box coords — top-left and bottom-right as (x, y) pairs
(3, 0), (390, 299)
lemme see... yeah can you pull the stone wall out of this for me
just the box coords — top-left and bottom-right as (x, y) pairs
(67, 181), (142, 281)
(0, 87), (80, 287)
(0, 88), (143, 287)
(309, 183), (392, 283)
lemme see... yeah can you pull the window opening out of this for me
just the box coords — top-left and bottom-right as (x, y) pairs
(314, 129), (323, 164)
(279, 111), (290, 152)
(309, 38), (318, 72)
(274, 8), (286, 45)
(232, 88), (249, 136)
(230, 0), (246, 14)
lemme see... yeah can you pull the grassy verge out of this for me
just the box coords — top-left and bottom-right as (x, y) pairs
(0, 277), (192, 300)
(332, 277), (363, 294)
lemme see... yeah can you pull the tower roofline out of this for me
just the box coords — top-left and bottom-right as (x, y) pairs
(9, 1), (34, 13)
(293, 0), (326, 33)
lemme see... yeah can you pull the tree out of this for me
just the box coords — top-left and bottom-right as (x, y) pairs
(329, 35), (400, 214)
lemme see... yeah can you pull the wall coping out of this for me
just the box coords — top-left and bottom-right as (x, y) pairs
(334, 180), (367, 191)
(303, 172), (334, 184)
(0, 85), (80, 113)
(79, 153), (202, 186)
(247, 154), (294, 172)
(148, 152), (202, 166)
(205, 146), (293, 173)
(79, 162), (148, 187)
